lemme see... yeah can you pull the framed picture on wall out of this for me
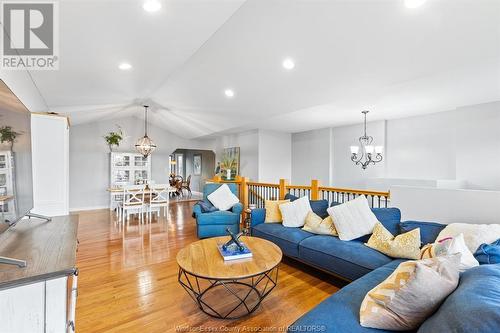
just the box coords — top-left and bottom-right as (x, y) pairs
(193, 154), (202, 175)
(221, 147), (240, 180)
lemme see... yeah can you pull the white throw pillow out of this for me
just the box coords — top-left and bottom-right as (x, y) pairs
(327, 195), (379, 241)
(437, 223), (500, 252)
(206, 184), (239, 211)
(428, 234), (479, 272)
(279, 196), (312, 227)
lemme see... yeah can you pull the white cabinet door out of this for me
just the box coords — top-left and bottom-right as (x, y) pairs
(0, 277), (68, 333)
(0, 281), (45, 333)
(46, 277), (68, 333)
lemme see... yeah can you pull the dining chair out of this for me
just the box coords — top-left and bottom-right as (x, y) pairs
(181, 175), (192, 197)
(119, 185), (146, 224)
(147, 184), (170, 221)
(173, 175), (183, 197)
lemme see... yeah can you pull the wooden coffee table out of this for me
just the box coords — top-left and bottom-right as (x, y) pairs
(176, 236), (282, 319)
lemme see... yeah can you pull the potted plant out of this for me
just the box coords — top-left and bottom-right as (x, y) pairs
(0, 126), (20, 151)
(104, 126), (123, 152)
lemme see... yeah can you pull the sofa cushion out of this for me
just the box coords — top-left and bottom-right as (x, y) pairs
(203, 182), (238, 199)
(474, 238), (500, 264)
(353, 208), (402, 243)
(371, 208), (401, 234)
(196, 210), (240, 225)
(207, 184), (240, 211)
(418, 263), (500, 333)
(285, 193), (329, 218)
(289, 260), (405, 333)
(298, 235), (393, 281)
(400, 221), (445, 245)
(252, 223), (314, 258)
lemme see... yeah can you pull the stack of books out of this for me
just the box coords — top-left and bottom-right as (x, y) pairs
(217, 242), (253, 261)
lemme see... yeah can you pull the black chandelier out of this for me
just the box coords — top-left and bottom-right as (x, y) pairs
(135, 105), (157, 157)
(350, 110), (383, 169)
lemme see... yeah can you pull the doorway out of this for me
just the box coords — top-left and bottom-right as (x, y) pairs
(170, 149), (215, 193)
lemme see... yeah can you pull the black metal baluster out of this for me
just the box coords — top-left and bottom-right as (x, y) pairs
(260, 186), (263, 208)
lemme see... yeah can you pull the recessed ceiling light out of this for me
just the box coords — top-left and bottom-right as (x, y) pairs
(224, 89), (235, 98)
(404, 0), (427, 8)
(143, 0), (162, 12)
(118, 62), (132, 70)
(282, 58), (295, 70)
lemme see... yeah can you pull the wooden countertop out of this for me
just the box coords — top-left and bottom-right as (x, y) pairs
(0, 215), (78, 290)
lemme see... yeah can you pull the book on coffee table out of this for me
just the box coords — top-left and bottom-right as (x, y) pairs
(217, 242), (253, 261)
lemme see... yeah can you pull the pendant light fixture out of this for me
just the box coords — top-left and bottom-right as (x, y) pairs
(350, 110), (383, 169)
(135, 105), (156, 157)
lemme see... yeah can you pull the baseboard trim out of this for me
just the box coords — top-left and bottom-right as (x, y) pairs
(69, 205), (109, 212)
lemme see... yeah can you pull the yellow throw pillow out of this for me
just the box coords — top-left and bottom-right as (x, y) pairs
(360, 255), (460, 330)
(302, 211), (338, 236)
(264, 199), (290, 223)
(366, 222), (421, 259)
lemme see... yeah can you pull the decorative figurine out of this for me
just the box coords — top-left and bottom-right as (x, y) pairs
(222, 227), (245, 252)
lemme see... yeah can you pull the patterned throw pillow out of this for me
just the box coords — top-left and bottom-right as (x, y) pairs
(420, 233), (479, 272)
(366, 222), (421, 259)
(302, 211), (338, 236)
(360, 255), (461, 331)
(264, 199), (290, 223)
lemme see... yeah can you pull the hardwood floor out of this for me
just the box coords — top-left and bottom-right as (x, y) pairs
(74, 202), (341, 332)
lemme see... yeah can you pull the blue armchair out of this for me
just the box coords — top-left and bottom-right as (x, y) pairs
(193, 183), (243, 238)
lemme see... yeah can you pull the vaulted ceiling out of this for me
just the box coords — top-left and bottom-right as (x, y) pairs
(25, 0), (500, 138)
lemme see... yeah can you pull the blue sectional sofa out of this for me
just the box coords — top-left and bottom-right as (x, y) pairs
(251, 204), (401, 281)
(250, 200), (500, 332)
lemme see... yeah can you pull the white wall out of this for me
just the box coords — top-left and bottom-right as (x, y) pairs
(291, 128), (331, 186)
(258, 130), (291, 183)
(69, 116), (214, 210)
(331, 120), (386, 188)
(31, 114), (69, 216)
(291, 101), (500, 191)
(214, 129), (292, 183)
(391, 186), (500, 224)
(214, 130), (260, 181)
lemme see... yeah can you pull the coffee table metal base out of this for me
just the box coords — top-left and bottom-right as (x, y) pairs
(178, 266), (279, 319)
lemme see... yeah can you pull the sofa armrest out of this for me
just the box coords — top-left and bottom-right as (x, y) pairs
(231, 202), (243, 215)
(192, 203), (203, 218)
(250, 208), (265, 227)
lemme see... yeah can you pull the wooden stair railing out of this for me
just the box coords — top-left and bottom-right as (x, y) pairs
(208, 177), (390, 213)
